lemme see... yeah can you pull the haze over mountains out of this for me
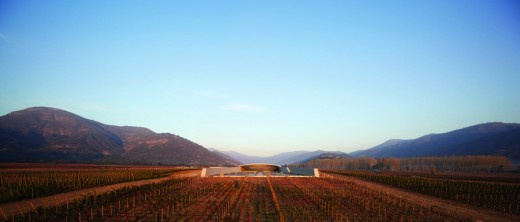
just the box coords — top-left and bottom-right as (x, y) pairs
(215, 122), (520, 164)
(0, 107), (518, 166)
(212, 149), (350, 165)
(0, 107), (239, 166)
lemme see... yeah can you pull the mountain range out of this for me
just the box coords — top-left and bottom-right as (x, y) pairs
(0, 107), (240, 166)
(212, 149), (350, 165)
(1, 107), (519, 165)
(351, 122), (520, 162)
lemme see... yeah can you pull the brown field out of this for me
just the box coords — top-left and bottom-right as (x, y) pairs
(0, 164), (519, 222)
(380, 171), (520, 183)
(0, 163), (188, 170)
(0, 164), (187, 204)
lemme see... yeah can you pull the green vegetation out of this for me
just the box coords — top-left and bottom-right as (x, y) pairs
(0, 169), (176, 204)
(329, 170), (520, 215)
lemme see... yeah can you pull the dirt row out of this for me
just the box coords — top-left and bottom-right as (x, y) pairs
(0, 170), (201, 218)
(1, 169), (518, 222)
(324, 172), (520, 222)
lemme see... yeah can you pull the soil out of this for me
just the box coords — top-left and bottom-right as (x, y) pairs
(0, 162), (187, 170)
(0, 169), (201, 219)
(1, 169), (518, 222)
(324, 172), (520, 222)
(382, 171), (520, 184)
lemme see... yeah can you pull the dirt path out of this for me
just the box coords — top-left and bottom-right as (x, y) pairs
(324, 172), (520, 222)
(266, 176), (284, 222)
(0, 169), (201, 219)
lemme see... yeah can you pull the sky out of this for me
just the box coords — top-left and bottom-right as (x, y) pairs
(1, 0), (519, 156)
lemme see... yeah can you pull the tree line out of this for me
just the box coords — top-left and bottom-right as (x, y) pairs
(299, 155), (512, 173)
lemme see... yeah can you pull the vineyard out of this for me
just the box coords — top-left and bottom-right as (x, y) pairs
(328, 170), (520, 216)
(2, 176), (479, 222)
(0, 168), (176, 204)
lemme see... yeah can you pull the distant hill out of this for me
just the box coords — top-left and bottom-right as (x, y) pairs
(306, 152), (353, 161)
(349, 139), (405, 156)
(208, 148), (243, 165)
(301, 152), (353, 162)
(351, 122), (520, 162)
(216, 149), (349, 165)
(0, 107), (240, 166)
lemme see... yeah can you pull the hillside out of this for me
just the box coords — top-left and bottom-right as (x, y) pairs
(299, 152), (353, 163)
(216, 149), (349, 165)
(0, 107), (240, 166)
(351, 122), (520, 161)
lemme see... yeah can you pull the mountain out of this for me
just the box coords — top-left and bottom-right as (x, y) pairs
(216, 149), (349, 165)
(216, 150), (263, 164)
(0, 107), (240, 166)
(349, 139), (405, 156)
(305, 152), (353, 161)
(288, 152), (354, 166)
(208, 148), (243, 165)
(277, 151), (351, 165)
(351, 122), (520, 161)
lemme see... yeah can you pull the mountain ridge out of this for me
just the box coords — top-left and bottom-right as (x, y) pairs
(351, 122), (520, 161)
(0, 107), (240, 166)
(3, 107), (517, 165)
(214, 149), (349, 165)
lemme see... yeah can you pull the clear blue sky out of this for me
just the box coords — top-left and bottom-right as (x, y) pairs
(1, 0), (519, 156)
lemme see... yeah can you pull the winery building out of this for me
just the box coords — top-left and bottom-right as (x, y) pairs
(201, 163), (319, 177)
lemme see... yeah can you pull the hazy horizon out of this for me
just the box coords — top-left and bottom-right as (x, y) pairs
(1, 1), (519, 156)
